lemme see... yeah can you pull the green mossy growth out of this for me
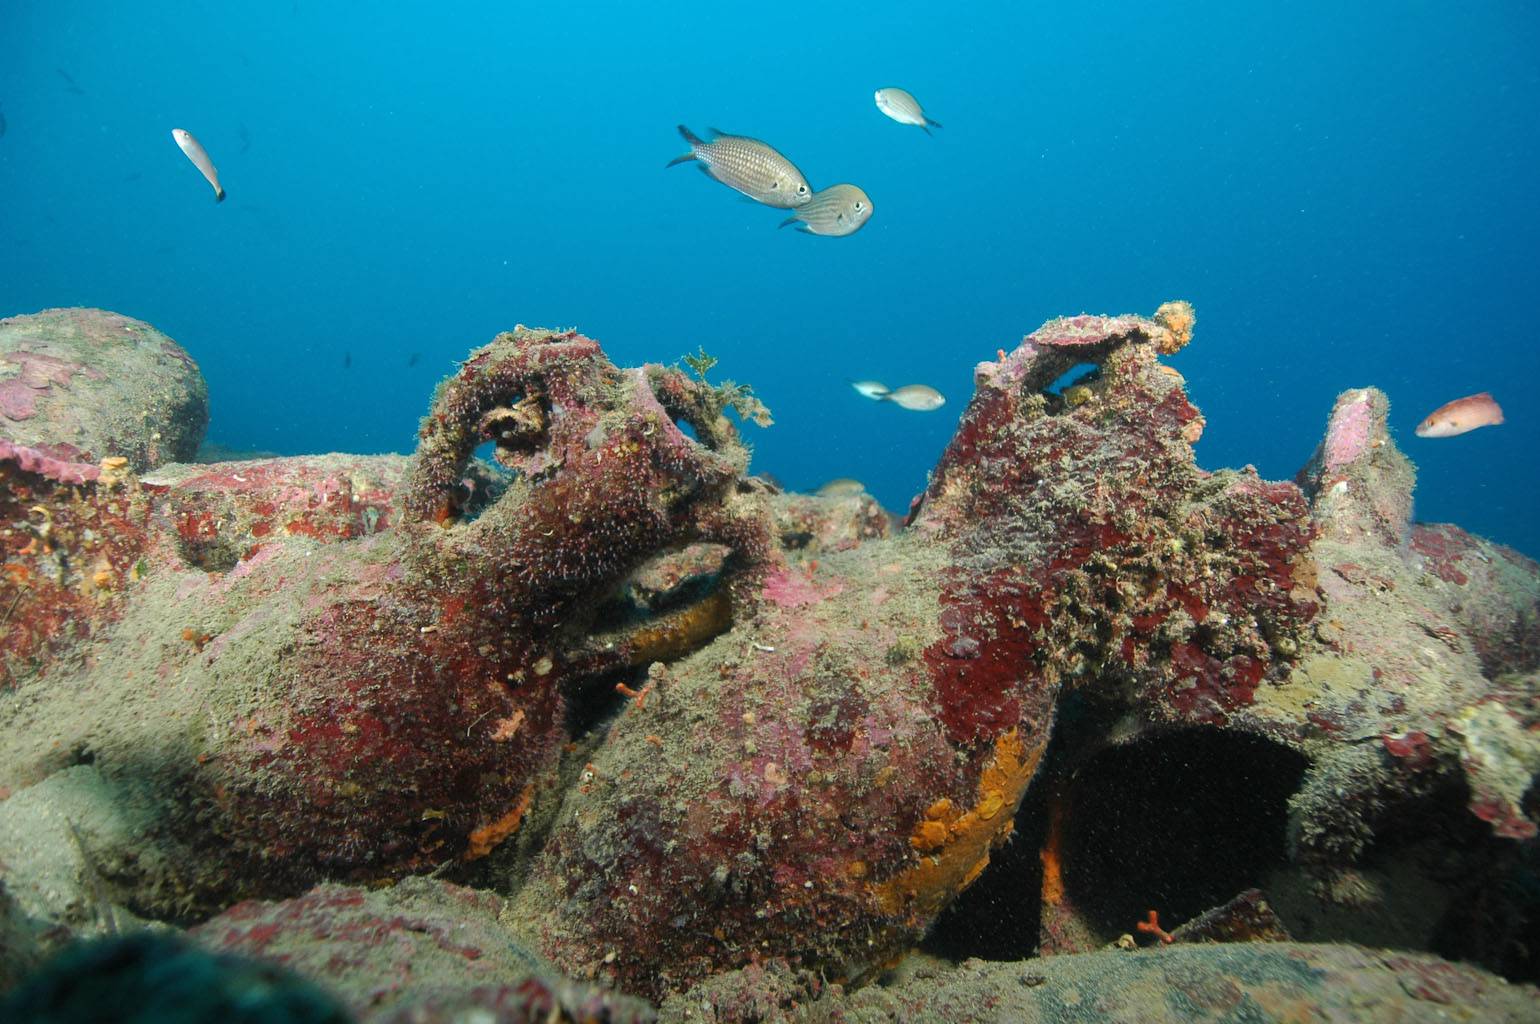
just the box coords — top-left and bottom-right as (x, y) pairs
(682, 346), (718, 381)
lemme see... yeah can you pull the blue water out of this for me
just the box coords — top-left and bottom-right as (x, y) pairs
(2, 2), (1536, 554)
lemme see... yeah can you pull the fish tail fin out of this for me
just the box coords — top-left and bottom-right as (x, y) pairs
(848, 379), (890, 399)
(215, 187), (226, 202)
(707, 126), (730, 138)
(668, 125), (703, 168)
(925, 117), (943, 131)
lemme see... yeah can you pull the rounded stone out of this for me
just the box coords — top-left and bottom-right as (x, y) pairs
(0, 307), (208, 471)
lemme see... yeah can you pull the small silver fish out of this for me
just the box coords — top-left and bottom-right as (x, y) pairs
(667, 125), (812, 208)
(849, 379), (890, 400)
(172, 128), (225, 202)
(780, 184), (873, 237)
(883, 384), (945, 411)
(874, 88), (942, 135)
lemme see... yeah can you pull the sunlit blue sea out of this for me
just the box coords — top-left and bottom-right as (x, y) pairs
(2, 1), (1536, 554)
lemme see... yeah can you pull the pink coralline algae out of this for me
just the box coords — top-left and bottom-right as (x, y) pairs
(1319, 389), (1374, 471)
(759, 566), (827, 608)
(2, 305), (1539, 1019)
(0, 438), (102, 485)
(0, 307), (207, 471)
(0, 349), (101, 420)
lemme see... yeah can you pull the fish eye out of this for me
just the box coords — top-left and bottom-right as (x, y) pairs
(855, 202), (865, 211)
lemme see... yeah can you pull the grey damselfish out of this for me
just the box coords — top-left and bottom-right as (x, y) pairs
(883, 384), (945, 411)
(874, 87), (942, 135)
(780, 184), (872, 237)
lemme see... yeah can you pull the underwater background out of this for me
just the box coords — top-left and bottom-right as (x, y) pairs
(1, 0), (1536, 555)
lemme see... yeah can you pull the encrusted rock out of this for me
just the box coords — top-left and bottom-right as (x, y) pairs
(655, 943), (1540, 1023)
(0, 328), (776, 918)
(192, 878), (655, 1023)
(0, 308), (208, 472)
(508, 310), (1320, 1000)
(4, 305), (1537, 1014)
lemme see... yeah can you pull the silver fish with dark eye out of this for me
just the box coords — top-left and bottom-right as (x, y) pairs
(780, 184), (873, 237)
(667, 125), (812, 208)
(172, 128), (225, 202)
(874, 87), (942, 135)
